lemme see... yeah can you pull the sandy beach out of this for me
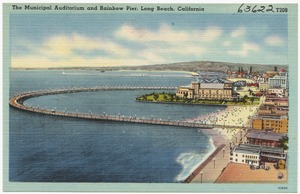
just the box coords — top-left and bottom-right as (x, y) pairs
(185, 104), (259, 183)
(187, 105), (259, 141)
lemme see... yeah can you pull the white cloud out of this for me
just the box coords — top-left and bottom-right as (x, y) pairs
(11, 23), (287, 68)
(222, 41), (231, 47)
(194, 26), (222, 42)
(115, 23), (189, 43)
(138, 50), (167, 64)
(40, 34), (129, 57)
(265, 35), (285, 46)
(115, 24), (222, 43)
(150, 45), (206, 56)
(11, 34), (134, 68)
(227, 42), (260, 57)
(230, 27), (246, 37)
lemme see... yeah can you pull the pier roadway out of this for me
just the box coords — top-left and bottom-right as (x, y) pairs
(9, 86), (247, 129)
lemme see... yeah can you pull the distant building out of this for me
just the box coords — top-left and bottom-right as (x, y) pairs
(251, 115), (288, 133)
(267, 88), (287, 97)
(246, 130), (287, 147)
(263, 71), (278, 80)
(230, 144), (286, 167)
(259, 82), (270, 92)
(175, 86), (194, 99)
(268, 71), (288, 89)
(176, 78), (234, 100)
(264, 97), (288, 106)
(257, 104), (288, 116)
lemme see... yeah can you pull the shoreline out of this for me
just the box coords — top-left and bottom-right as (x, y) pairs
(183, 142), (226, 183)
(136, 99), (259, 107)
(183, 105), (259, 183)
(183, 127), (227, 183)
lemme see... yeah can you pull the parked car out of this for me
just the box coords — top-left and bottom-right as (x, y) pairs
(265, 166), (270, 170)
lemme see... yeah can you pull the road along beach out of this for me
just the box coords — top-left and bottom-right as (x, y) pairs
(184, 105), (259, 183)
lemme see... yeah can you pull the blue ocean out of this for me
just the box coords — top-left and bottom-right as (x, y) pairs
(9, 70), (225, 183)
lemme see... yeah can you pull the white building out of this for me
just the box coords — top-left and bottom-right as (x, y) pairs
(230, 144), (260, 166)
(230, 144), (286, 167)
(268, 88), (287, 97)
(268, 71), (288, 89)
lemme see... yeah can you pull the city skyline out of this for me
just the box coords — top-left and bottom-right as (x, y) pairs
(10, 13), (288, 68)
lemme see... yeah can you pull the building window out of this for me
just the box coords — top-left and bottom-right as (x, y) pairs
(242, 160), (244, 162)
(236, 154), (238, 156)
(235, 159), (238, 162)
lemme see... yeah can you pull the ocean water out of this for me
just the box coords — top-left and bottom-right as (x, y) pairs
(9, 70), (225, 183)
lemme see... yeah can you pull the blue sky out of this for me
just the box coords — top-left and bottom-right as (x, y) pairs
(10, 14), (288, 68)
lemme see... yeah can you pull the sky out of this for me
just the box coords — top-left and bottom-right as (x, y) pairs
(10, 13), (288, 68)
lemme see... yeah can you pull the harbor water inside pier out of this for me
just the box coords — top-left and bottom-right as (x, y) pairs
(9, 70), (226, 182)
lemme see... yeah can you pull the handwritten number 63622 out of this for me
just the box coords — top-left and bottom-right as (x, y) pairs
(238, 4), (274, 13)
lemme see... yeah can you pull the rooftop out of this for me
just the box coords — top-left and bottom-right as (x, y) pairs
(197, 77), (231, 84)
(247, 131), (286, 141)
(252, 115), (288, 120)
(233, 144), (285, 155)
(200, 83), (225, 89)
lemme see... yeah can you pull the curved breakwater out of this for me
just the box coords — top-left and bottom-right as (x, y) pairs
(9, 86), (247, 130)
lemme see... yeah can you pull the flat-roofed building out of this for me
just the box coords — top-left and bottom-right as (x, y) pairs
(268, 88), (287, 97)
(175, 86), (194, 99)
(251, 115), (288, 133)
(268, 71), (288, 89)
(264, 97), (288, 106)
(230, 144), (260, 166)
(259, 82), (270, 92)
(257, 104), (288, 116)
(230, 144), (286, 167)
(246, 130), (287, 147)
(260, 146), (287, 164)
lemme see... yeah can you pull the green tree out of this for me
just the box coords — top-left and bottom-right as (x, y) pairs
(250, 97), (255, 104)
(248, 89), (253, 95)
(170, 94), (174, 102)
(153, 93), (159, 101)
(241, 95), (247, 104)
(163, 94), (168, 101)
(277, 136), (289, 150)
